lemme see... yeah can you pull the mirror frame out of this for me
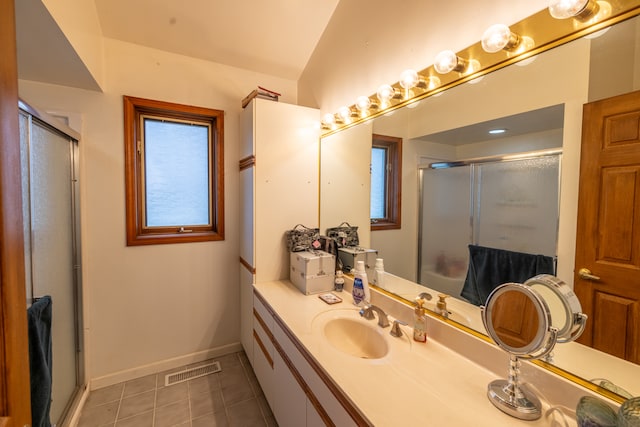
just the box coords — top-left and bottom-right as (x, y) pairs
(319, 1), (640, 404)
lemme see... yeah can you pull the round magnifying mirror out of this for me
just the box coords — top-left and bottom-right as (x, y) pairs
(483, 282), (556, 358)
(524, 274), (587, 343)
(481, 282), (558, 421)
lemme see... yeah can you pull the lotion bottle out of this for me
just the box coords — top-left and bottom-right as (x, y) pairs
(413, 298), (428, 343)
(352, 261), (370, 306)
(373, 258), (385, 288)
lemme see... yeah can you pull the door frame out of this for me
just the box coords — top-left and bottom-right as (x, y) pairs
(0, 0), (33, 425)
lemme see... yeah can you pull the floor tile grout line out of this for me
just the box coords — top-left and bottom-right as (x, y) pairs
(236, 352), (271, 425)
(112, 381), (125, 426)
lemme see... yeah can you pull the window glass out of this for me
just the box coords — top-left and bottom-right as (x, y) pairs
(143, 118), (210, 227)
(371, 146), (387, 219)
(371, 134), (401, 230)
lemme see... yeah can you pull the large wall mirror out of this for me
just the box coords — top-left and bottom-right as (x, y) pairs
(319, 8), (640, 402)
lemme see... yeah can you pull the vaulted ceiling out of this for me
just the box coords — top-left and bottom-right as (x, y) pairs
(93, 0), (339, 80)
(15, 0), (340, 90)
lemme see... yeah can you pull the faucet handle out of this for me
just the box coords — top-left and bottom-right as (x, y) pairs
(417, 292), (433, 301)
(390, 319), (407, 337)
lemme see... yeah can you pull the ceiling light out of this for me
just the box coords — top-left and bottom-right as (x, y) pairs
(434, 50), (469, 74)
(489, 128), (507, 134)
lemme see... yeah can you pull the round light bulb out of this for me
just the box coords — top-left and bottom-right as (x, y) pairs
(338, 106), (352, 122)
(322, 113), (335, 125)
(548, 0), (590, 19)
(399, 69), (419, 89)
(482, 24), (513, 53)
(376, 84), (395, 104)
(355, 96), (372, 112)
(434, 50), (459, 74)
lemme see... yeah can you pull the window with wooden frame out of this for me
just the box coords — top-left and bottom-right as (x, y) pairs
(371, 134), (402, 230)
(124, 96), (224, 245)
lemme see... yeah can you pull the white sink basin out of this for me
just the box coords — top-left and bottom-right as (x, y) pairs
(323, 317), (389, 359)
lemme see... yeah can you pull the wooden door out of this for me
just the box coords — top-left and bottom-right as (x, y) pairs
(0, 0), (33, 425)
(575, 89), (640, 364)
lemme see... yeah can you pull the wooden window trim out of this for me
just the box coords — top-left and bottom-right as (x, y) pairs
(124, 96), (224, 245)
(371, 134), (402, 231)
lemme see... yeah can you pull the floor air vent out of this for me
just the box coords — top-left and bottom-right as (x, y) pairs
(164, 361), (222, 386)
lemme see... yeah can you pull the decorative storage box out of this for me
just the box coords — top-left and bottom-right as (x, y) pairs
(338, 247), (378, 276)
(290, 250), (336, 295)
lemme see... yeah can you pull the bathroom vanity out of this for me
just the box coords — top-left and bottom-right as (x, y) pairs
(249, 278), (610, 426)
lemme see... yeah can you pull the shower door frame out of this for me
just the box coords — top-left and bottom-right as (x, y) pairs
(19, 99), (85, 427)
(417, 148), (562, 286)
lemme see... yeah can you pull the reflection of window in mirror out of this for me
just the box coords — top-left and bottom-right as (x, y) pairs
(370, 134), (402, 231)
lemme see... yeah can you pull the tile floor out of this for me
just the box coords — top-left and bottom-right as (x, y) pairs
(77, 351), (277, 427)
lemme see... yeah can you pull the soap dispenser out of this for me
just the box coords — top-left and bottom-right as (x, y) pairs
(413, 298), (428, 343)
(436, 294), (449, 317)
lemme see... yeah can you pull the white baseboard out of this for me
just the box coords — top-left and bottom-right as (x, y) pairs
(90, 342), (243, 390)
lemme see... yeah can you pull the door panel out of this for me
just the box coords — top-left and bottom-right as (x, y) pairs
(28, 120), (78, 423)
(575, 89), (640, 364)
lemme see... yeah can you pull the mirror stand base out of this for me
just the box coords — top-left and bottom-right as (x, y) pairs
(487, 380), (542, 421)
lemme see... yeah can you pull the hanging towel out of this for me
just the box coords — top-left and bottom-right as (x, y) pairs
(27, 295), (53, 427)
(460, 245), (555, 306)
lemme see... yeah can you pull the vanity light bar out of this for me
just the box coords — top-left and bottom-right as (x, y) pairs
(320, 0), (640, 136)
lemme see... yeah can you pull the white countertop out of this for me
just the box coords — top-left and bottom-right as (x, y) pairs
(254, 280), (577, 426)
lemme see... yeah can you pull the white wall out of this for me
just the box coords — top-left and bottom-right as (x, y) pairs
(40, 0), (105, 89)
(298, 0), (549, 114)
(19, 37), (298, 386)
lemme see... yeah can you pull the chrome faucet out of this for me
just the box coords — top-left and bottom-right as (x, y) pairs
(359, 304), (390, 328)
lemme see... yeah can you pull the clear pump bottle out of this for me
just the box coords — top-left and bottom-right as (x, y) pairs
(413, 298), (428, 343)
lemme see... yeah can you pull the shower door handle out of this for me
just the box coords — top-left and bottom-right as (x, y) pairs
(578, 268), (601, 281)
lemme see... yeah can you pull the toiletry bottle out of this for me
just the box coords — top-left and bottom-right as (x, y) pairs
(374, 258), (385, 287)
(413, 298), (428, 343)
(334, 269), (344, 292)
(352, 261), (370, 306)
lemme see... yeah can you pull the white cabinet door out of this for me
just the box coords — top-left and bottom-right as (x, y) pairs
(253, 295), (275, 409)
(239, 269), (254, 364)
(306, 399), (326, 427)
(253, 99), (320, 283)
(272, 347), (306, 427)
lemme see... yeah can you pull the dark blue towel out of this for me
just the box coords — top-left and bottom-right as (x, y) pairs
(460, 245), (555, 306)
(27, 296), (53, 427)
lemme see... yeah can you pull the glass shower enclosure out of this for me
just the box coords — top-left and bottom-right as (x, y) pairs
(19, 101), (84, 426)
(418, 151), (561, 299)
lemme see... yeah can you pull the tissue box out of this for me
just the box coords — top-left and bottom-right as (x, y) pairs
(338, 247), (378, 276)
(290, 250), (336, 295)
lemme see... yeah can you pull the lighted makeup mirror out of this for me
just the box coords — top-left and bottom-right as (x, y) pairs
(481, 282), (558, 420)
(524, 274), (587, 344)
